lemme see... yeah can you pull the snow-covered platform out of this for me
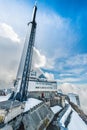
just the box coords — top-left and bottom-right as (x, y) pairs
(68, 110), (87, 130)
(51, 105), (62, 114)
(24, 98), (42, 112)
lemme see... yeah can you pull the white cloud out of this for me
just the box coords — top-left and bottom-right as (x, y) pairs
(66, 54), (87, 66)
(58, 83), (87, 114)
(0, 65), (16, 89)
(57, 77), (82, 83)
(54, 53), (87, 83)
(0, 67), (15, 82)
(67, 68), (85, 75)
(0, 37), (20, 89)
(59, 73), (74, 77)
(36, 10), (79, 60)
(32, 47), (55, 69)
(44, 72), (54, 80)
(32, 47), (46, 68)
(44, 57), (55, 69)
(0, 23), (20, 43)
(55, 53), (87, 73)
(58, 83), (78, 94)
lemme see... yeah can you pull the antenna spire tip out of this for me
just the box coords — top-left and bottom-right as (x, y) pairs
(35, 0), (37, 6)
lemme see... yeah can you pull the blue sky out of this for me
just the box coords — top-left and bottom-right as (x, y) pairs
(40, 0), (87, 54)
(36, 0), (87, 84)
(0, 0), (87, 85)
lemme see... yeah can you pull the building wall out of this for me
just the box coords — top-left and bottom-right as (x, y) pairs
(29, 91), (56, 99)
(28, 80), (57, 92)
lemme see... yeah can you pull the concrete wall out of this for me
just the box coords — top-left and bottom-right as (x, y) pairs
(22, 103), (54, 130)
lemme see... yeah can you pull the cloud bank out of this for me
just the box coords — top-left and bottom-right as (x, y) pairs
(0, 23), (20, 43)
(58, 83), (87, 114)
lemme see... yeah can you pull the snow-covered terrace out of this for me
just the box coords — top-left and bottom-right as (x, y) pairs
(51, 105), (62, 114)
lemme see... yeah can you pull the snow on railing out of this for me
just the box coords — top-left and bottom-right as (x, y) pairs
(59, 105), (72, 127)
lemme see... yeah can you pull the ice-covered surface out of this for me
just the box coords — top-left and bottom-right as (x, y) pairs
(65, 100), (69, 104)
(0, 94), (11, 102)
(24, 98), (42, 112)
(51, 105), (62, 114)
(68, 93), (80, 106)
(58, 104), (87, 130)
(60, 105), (72, 127)
(68, 110), (87, 130)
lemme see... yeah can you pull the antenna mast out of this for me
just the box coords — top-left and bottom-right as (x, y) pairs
(10, 4), (37, 101)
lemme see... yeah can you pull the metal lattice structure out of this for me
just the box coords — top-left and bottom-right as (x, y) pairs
(10, 5), (37, 101)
